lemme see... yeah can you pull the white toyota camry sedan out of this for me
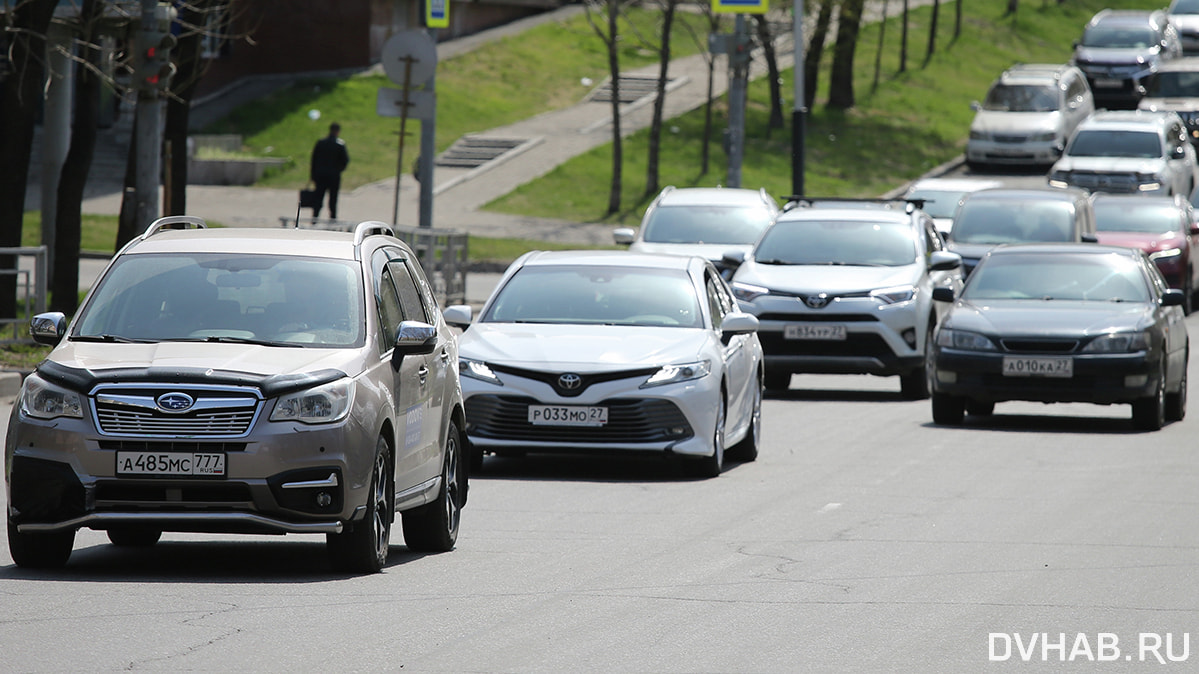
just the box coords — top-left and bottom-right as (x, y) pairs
(443, 251), (764, 478)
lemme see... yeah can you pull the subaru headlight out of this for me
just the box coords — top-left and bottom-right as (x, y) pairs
(641, 360), (711, 388)
(460, 358), (502, 386)
(20, 375), (83, 420)
(1082, 331), (1149, 353)
(871, 285), (916, 305)
(1149, 247), (1182, 262)
(732, 282), (770, 303)
(935, 328), (997, 351)
(271, 378), (354, 424)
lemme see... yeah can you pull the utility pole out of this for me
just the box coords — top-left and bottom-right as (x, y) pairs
(133, 0), (176, 231)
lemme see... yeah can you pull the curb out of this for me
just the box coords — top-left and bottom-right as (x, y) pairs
(0, 370), (24, 399)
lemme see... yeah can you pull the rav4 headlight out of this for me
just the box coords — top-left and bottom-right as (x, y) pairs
(935, 328), (997, 351)
(871, 285), (916, 305)
(1082, 331), (1150, 353)
(271, 378), (354, 424)
(732, 282), (770, 303)
(641, 360), (711, 388)
(20, 375), (83, 420)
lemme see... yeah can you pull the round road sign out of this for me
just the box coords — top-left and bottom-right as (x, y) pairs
(381, 30), (437, 86)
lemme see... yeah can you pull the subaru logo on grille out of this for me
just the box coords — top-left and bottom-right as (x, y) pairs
(558, 373), (583, 390)
(805, 293), (831, 309)
(156, 392), (195, 413)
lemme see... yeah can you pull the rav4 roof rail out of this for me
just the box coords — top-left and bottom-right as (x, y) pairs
(353, 221), (395, 245)
(138, 215), (208, 240)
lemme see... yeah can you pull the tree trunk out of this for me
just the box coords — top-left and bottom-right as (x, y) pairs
(1005, 0), (1018, 17)
(828, 0), (864, 109)
(805, 0), (837, 108)
(873, 0), (889, 92)
(646, 0), (676, 199)
(52, 0), (104, 315)
(605, 1), (623, 216)
(701, 12), (720, 175)
(165, 0), (217, 215)
(923, 0), (941, 68)
(0, 0), (56, 319)
(899, 0), (909, 73)
(755, 14), (784, 135)
(954, 0), (963, 41)
(117, 109), (141, 249)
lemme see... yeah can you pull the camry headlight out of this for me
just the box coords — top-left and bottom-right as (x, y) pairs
(641, 360), (711, 388)
(460, 358), (502, 386)
(1149, 248), (1182, 262)
(871, 285), (916, 305)
(271, 378), (354, 424)
(935, 328), (997, 351)
(20, 375), (83, 420)
(1082, 331), (1149, 353)
(732, 282), (770, 303)
(1029, 131), (1057, 143)
(969, 130), (988, 141)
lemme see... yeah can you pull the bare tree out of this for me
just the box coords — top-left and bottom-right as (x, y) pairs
(754, 13), (784, 136)
(585, 0), (627, 217)
(644, 0), (678, 199)
(827, 0), (864, 109)
(51, 0), (105, 314)
(923, 0), (940, 67)
(805, 0), (837, 107)
(954, 0), (962, 41)
(0, 0), (57, 320)
(872, 0), (889, 92)
(899, 0), (909, 73)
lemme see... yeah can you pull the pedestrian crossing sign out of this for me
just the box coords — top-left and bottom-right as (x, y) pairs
(713, 0), (768, 14)
(426, 0), (449, 28)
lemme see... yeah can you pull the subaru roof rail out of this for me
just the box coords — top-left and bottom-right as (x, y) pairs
(353, 221), (396, 246)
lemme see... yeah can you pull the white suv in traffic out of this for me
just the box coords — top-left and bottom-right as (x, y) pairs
(1048, 110), (1198, 197)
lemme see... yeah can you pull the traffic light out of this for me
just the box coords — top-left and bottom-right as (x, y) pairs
(134, 28), (176, 93)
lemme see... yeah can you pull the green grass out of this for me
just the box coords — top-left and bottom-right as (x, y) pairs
(489, 0), (1167, 224)
(201, 7), (714, 190)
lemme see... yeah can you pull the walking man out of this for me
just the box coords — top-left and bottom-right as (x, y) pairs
(310, 122), (350, 219)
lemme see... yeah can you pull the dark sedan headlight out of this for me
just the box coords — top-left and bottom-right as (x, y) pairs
(1081, 331), (1150, 353)
(460, 358), (503, 386)
(642, 360), (711, 388)
(732, 281), (770, 303)
(936, 328), (997, 351)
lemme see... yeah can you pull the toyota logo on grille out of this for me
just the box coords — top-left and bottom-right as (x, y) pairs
(156, 392), (195, 413)
(805, 293), (831, 309)
(558, 373), (583, 390)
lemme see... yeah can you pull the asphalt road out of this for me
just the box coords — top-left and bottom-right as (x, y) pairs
(3, 344), (1199, 672)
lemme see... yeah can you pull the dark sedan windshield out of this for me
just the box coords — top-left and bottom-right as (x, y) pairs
(952, 201), (1077, 244)
(964, 252), (1151, 302)
(1145, 70), (1199, 97)
(642, 204), (774, 245)
(482, 265), (703, 327)
(752, 219), (918, 266)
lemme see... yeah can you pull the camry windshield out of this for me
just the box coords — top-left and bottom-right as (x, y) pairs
(752, 219), (918, 266)
(482, 265), (702, 327)
(983, 84), (1059, 112)
(964, 253), (1150, 303)
(1081, 26), (1158, 49)
(952, 201), (1076, 244)
(1065, 129), (1162, 158)
(641, 204), (774, 245)
(75, 253), (365, 346)
(1095, 201), (1184, 233)
(1145, 70), (1199, 97)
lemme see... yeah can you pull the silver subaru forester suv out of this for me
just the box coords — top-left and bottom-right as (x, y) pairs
(5, 217), (466, 573)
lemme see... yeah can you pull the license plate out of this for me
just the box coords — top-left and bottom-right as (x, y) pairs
(116, 451), (226, 476)
(1093, 78), (1123, 88)
(784, 324), (847, 340)
(527, 405), (608, 426)
(1002, 356), (1073, 378)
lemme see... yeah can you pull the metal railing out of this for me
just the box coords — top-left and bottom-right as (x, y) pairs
(0, 246), (49, 344)
(278, 217), (468, 305)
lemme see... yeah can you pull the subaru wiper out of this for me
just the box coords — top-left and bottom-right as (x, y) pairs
(201, 335), (305, 347)
(72, 334), (150, 343)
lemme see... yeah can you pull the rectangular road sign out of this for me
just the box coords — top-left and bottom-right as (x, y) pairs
(377, 88), (435, 120)
(426, 0), (449, 28)
(712, 0), (768, 14)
